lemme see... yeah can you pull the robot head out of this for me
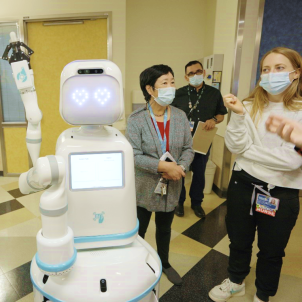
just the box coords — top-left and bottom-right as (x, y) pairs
(60, 60), (124, 125)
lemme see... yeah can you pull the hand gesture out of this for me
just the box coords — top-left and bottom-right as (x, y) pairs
(266, 114), (302, 148)
(223, 94), (244, 115)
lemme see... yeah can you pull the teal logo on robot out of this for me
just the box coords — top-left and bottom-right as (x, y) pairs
(17, 67), (27, 83)
(93, 212), (105, 223)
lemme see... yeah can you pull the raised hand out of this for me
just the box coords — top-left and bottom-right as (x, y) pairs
(223, 94), (244, 115)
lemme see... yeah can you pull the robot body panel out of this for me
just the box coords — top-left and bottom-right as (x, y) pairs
(56, 126), (137, 249)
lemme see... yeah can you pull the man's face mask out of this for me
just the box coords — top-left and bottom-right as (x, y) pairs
(189, 74), (204, 87)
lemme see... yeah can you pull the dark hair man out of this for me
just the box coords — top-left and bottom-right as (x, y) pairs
(172, 60), (227, 218)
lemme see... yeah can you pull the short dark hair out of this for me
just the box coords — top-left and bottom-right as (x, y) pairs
(140, 64), (174, 102)
(185, 60), (203, 74)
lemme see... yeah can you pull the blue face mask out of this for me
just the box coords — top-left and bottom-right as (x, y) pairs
(189, 74), (204, 87)
(259, 71), (295, 95)
(152, 87), (176, 106)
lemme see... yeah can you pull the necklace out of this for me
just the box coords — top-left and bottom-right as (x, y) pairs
(153, 112), (165, 117)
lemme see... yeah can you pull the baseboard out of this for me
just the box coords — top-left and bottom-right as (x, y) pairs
(212, 183), (227, 199)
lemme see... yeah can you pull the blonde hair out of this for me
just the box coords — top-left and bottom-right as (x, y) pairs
(243, 47), (302, 124)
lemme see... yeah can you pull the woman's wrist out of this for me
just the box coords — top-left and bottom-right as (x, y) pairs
(158, 160), (168, 173)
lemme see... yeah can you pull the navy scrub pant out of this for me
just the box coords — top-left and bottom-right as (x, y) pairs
(179, 150), (210, 207)
(226, 169), (299, 302)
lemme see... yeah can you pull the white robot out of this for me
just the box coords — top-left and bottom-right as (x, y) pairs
(2, 33), (161, 302)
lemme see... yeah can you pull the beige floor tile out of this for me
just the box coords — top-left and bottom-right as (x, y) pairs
(0, 177), (19, 186)
(0, 187), (15, 204)
(171, 207), (201, 233)
(214, 234), (259, 267)
(0, 218), (42, 237)
(0, 237), (36, 273)
(169, 234), (211, 258)
(1, 181), (19, 192)
(17, 191), (43, 217)
(0, 208), (36, 231)
(144, 218), (180, 251)
(202, 191), (226, 215)
(17, 293), (34, 302)
(159, 253), (202, 297)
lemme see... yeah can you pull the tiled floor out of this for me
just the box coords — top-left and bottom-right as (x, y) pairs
(0, 176), (301, 302)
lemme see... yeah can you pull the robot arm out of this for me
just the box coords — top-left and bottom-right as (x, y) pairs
(2, 32), (42, 166)
(2, 33), (76, 275)
(19, 155), (65, 194)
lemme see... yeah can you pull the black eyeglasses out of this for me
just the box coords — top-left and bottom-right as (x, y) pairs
(187, 70), (204, 77)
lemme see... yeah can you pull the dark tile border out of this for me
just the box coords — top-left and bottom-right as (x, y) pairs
(0, 199), (24, 216)
(6, 261), (32, 300)
(182, 201), (227, 248)
(160, 249), (229, 302)
(7, 189), (26, 199)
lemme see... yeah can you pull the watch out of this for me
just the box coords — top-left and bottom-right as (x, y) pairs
(212, 116), (218, 122)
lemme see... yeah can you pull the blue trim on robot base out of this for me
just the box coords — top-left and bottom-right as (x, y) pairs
(35, 247), (77, 273)
(74, 219), (139, 244)
(30, 261), (162, 302)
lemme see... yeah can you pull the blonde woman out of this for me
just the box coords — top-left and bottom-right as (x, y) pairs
(209, 47), (302, 302)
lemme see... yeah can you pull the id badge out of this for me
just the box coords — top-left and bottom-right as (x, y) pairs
(189, 121), (195, 132)
(255, 194), (280, 217)
(154, 178), (168, 196)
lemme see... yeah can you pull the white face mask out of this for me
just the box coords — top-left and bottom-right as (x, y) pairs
(189, 74), (204, 87)
(259, 71), (295, 95)
(152, 87), (176, 106)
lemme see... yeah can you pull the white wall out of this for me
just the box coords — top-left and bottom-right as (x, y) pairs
(126, 0), (207, 116)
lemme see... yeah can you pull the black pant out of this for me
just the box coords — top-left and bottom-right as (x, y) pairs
(137, 206), (175, 269)
(179, 150), (210, 206)
(226, 170), (300, 301)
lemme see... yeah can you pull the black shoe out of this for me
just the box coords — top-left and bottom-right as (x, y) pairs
(163, 266), (183, 286)
(175, 205), (184, 217)
(191, 205), (205, 219)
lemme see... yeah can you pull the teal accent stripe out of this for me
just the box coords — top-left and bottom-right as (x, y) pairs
(30, 247), (162, 302)
(35, 247), (77, 273)
(74, 219), (139, 244)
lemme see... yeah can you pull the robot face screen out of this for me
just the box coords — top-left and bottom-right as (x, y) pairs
(62, 75), (121, 125)
(69, 152), (124, 190)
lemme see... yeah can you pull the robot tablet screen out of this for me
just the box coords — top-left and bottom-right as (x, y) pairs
(69, 152), (124, 190)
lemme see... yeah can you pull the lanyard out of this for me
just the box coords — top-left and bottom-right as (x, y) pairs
(187, 85), (205, 119)
(148, 104), (168, 154)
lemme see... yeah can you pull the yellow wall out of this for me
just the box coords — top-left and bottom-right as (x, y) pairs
(0, 0), (126, 81)
(125, 0), (207, 117)
(4, 128), (29, 173)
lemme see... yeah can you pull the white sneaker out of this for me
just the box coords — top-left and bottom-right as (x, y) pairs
(253, 294), (270, 302)
(208, 278), (245, 302)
